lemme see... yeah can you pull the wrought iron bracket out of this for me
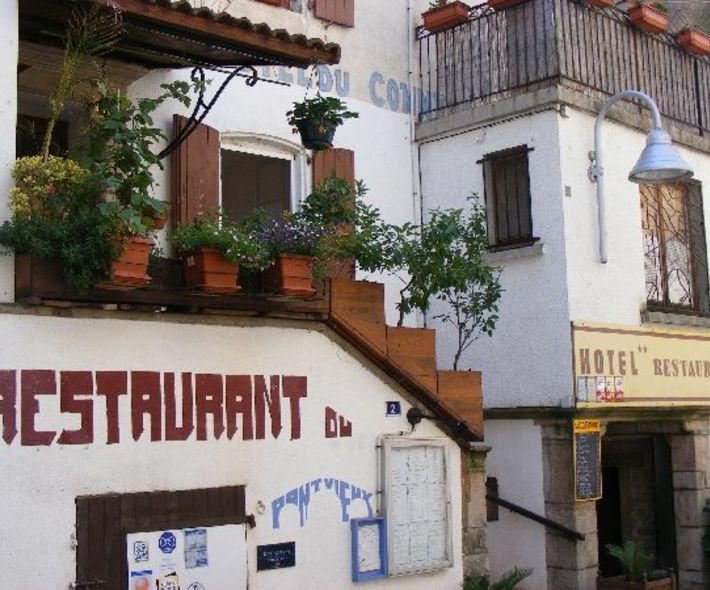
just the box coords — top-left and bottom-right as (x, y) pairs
(158, 65), (259, 160)
(406, 407), (468, 437)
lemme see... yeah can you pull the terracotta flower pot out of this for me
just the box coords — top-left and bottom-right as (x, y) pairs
(596, 574), (674, 589)
(677, 28), (710, 56)
(584, 0), (613, 7)
(422, 2), (470, 33)
(487, 0), (526, 10)
(104, 236), (153, 289)
(182, 247), (240, 294)
(628, 5), (667, 34)
(261, 254), (316, 297)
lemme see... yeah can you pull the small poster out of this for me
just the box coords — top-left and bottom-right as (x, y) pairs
(573, 419), (602, 502)
(184, 529), (208, 569)
(130, 570), (153, 590)
(350, 517), (387, 582)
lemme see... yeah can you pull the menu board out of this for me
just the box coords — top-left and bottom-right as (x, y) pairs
(126, 524), (247, 590)
(574, 419), (602, 501)
(386, 443), (450, 574)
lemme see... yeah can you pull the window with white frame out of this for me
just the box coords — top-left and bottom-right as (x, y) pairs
(382, 437), (452, 575)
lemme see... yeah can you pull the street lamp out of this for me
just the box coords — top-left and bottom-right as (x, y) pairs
(588, 90), (694, 263)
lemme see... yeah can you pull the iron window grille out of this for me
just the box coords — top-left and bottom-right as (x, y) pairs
(641, 182), (710, 315)
(481, 145), (537, 250)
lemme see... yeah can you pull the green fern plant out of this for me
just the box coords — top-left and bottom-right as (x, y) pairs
(605, 541), (653, 582)
(464, 567), (533, 590)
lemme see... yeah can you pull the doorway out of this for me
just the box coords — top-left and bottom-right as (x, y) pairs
(596, 429), (677, 577)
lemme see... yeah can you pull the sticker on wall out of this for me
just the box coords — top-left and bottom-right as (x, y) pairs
(130, 570), (153, 590)
(187, 583), (206, 590)
(158, 532), (177, 554)
(386, 401), (401, 417)
(157, 573), (180, 590)
(184, 529), (208, 569)
(133, 541), (149, 563)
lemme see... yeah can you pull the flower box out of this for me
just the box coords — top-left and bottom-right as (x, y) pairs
(262, 254), (316, 297)
(422, 2), (470, 33)
(487, 0), (526, 10)
(102, 236), (153, 290)
(584, 0), (614, 7)
(182, 247), (240, 294)
(677, 28), (710, 56)
(628, 5), (667, 34)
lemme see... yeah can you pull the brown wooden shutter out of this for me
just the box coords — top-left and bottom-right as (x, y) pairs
(312, 148), (355, 186)
(172, 115), (221, 225)
(312, 148), (356, 280)
(314, 0), (355, 28)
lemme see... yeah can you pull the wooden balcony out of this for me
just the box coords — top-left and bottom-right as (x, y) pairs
(418, 0), (710, 137)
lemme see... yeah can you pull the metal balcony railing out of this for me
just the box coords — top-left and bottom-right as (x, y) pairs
(418, 0), (710, 136)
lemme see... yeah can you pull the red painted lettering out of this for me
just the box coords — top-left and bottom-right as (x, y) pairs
(96, 371), (127, 444)
(21, 370), (56, 446)
(0, 370), (17, 444)
(339, 415), (352, 437)
(164, 373), (194, 441)
(254, 376), (281, 440)
(58, 371), (94, 445)
(131, 372), (162, 441)
(325, 406), (338, 438)
(225, 375), (253, 440)
(282, 376), (307, 440)
(195, 374), (224, 440)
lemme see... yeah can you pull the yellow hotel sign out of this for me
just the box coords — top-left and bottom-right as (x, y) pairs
(572, 322), (710, 406)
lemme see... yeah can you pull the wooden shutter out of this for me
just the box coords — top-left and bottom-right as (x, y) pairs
(172, 115), (221, 225)
(312, 148), (356, 280)
(312, 148), (355, 186)
(76, 486), (247, 590)
(313, 0), (355, 28)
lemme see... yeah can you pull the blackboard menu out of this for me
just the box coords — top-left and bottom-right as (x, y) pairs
(573, 419), (602, 501)
(257, 542), (296, 571)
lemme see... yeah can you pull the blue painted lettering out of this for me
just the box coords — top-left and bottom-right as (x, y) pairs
(278, 67), (294, 84)
(400, 83), (411, 114)
(297, 68), (312, 88)
(318, 66), (334, 93)
(369, 72), (386, 108)
(335, 70), (350, 97)
(386, 79), (400, 111)
(271, 478), (375, 529)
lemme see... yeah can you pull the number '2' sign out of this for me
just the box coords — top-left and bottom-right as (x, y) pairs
(386, 402), (401, 417)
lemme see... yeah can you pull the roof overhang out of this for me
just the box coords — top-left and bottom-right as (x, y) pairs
(19, 0), (341, 70)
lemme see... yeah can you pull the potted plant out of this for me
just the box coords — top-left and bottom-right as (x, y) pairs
(0, 156), (119, 293)
(464, 567), (532, 590)
(628, 2), (668, 34)
(487, 0), (527, 10)
(258, 212), (325, 297)
(169, 213), (268, 294)
(286, 94), (358, 151)
(584, 0), (614, 8)
(422, 1), (470, 33)
(677, 27), (710, 55)
(598, 541), (674, 589)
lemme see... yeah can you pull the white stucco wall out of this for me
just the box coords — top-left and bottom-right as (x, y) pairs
(419, 110), (575, 409)
(0, 0), (17, 302)
(484, 419), (547, 590)
(560, 108), (710, 326)
(0, 310), (463, 590)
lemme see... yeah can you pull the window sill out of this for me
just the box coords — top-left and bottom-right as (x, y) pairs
(642, 308), (710, 329)
(485, 240), (544, 264)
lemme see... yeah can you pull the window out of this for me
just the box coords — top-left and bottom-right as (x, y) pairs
(641, 182), (709, 314)
(481, 146), (536, 249)
(382, 438), (452, 575)
(314, 0), (355, 27)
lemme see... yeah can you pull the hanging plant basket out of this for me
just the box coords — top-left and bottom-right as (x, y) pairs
(296, 119), (337, 151)
(487, 0), (526, 10)
(628, 6), (668, 34)
(262, 254), (316, 297)
(584, 0), (613, 7)
(182, 247), (240, 294)
(677, 28), (710, 56)
(422, 2), (470, 33)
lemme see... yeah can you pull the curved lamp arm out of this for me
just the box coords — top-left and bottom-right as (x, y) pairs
(588, 91), (662, 264)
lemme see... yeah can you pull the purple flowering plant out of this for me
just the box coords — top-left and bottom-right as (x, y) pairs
(258, 212), (327, 258)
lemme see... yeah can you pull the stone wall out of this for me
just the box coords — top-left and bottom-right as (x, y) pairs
(462, 446), (490, 578)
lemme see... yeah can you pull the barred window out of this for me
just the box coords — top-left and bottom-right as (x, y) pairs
(641, 182), (709, 314)
(482, 146), (537, 249)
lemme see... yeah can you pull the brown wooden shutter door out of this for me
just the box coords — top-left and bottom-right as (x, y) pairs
(312, 148), (355, 186)
(312, 148), (356, 280)
(313, 0), (355, 28)
(172, 115), (221, 225)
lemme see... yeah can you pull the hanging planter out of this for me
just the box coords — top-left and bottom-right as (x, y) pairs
(677, 28), (710, 56)
(286, 94), (359, 152)
(422, 2), (470, 33)
(628, 5), (668, 34)
(487, 0), (526, 9)
(182, 247), (240, 294)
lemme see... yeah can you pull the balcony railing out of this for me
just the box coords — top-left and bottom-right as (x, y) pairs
(418, 0), (710, 136)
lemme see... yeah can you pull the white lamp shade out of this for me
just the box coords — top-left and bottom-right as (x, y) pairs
(628, 128), (694, 184)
